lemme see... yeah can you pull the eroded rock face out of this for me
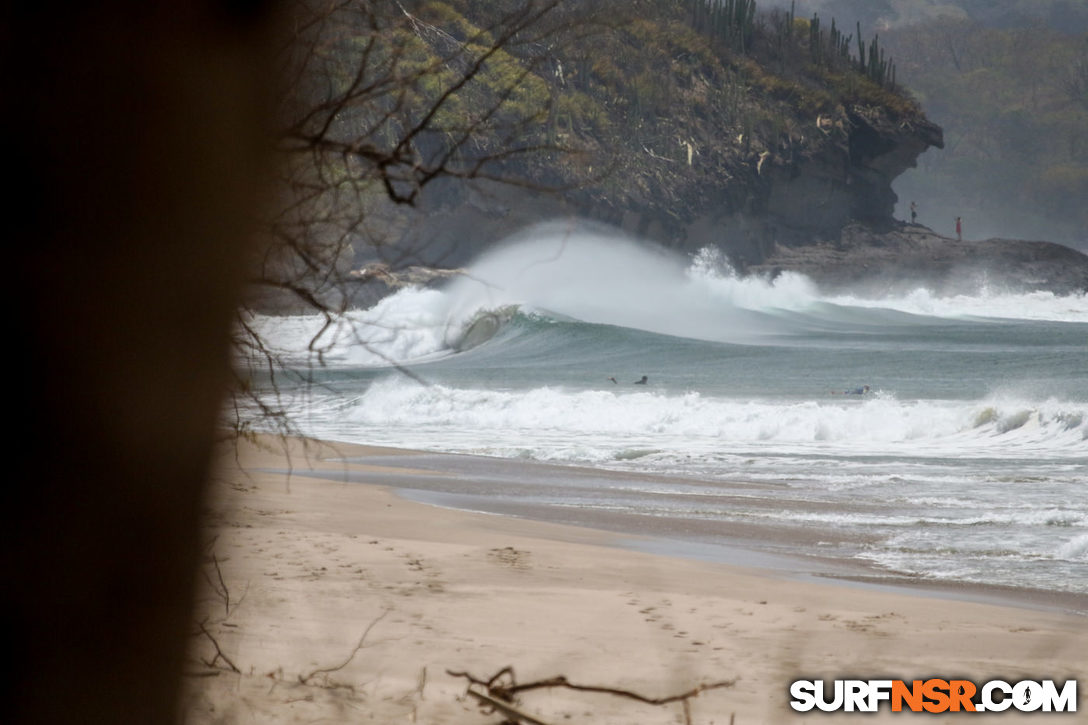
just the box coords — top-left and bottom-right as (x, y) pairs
(283, 96), (1084, 312)
(757, 105), (944, 239)
(389, 101), (1088, 296)
(376, 102), (947, 272)
(844, 106), (944, 224)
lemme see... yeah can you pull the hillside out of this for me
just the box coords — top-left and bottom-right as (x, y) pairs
(257, 0), (1088, 314)
(383, 0), (943, 267)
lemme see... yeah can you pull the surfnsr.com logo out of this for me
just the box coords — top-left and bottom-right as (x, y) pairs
(790, 679), (1077, 713)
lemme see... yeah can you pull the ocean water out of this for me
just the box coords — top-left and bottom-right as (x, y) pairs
(245, 225), (1088, 596)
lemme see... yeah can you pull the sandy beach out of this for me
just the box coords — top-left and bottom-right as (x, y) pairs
(181, 436), (1086, 723)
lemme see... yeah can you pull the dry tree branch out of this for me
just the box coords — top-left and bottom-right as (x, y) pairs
(448, 666), (736, 725)
(464, 689), (553, 725)
(199, 554), (231, 617)
(196, 620), (241, 674)
(298, 608), (391, 686)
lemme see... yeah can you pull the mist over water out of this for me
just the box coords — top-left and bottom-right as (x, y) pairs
(250, 224), (1088, 596)
(440, 225), (823, 347)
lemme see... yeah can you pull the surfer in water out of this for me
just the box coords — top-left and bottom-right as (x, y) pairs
(634, 375), (648, 385)
(608, 376), (618, 384)
(834, 385), (870, 395)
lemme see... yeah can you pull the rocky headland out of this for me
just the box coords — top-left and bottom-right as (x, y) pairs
(360, 97), (1088, 299)
(351, 3), (1087, 303)
(264, 1), (1088, 314)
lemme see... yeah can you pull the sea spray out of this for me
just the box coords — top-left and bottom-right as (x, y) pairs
(444, 226), (750, 344)
(242, 287), (455, 367)
(686, 245), (819, 311)
(825, 287), (1088, 323)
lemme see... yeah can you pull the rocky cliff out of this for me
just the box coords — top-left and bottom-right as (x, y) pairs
(390, 102), (946, 258)
(285, 0), (1088, 312)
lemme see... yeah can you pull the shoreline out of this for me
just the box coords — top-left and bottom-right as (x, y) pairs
(280, 442), (1088, 616)
(183, 435), (1087, 723)
(395, 487), (1088, 617)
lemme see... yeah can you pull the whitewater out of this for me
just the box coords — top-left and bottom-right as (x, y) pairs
(245, 225), (1088, 596)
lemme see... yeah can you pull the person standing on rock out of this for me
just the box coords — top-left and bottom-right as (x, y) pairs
(955, 216), (963, 241)
(910, 201), (917, 224)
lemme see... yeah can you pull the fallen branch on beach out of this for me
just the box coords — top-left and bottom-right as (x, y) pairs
(448, 666), (736, 724)
(298, 608), (391, 687)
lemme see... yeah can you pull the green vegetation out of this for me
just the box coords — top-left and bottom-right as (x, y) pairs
(856, 22), (895, 89)
(690, 0), (757, 53)
(686, 0), (899, 91)
(807, 16), (854, 69)
(359, 0), (929, 227)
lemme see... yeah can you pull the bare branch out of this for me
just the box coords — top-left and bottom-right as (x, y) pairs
(448, 666), (736, 723)
(196, 620), (241, 674)
(465, 688), (554, 725)
(299, 608), (391, 685)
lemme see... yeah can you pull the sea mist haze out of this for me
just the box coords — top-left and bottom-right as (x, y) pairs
(247, 226), (1088, 597)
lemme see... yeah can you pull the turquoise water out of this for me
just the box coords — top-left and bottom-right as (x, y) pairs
(247, 225), (1088, 595)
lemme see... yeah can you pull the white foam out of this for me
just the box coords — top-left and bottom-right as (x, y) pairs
(241, 286), (455, 367)
(825, 287), (1088, 323)
(331, 377), (1087, 462)
(686, 246), (819, 311)
(1055, 533), (1088, 561)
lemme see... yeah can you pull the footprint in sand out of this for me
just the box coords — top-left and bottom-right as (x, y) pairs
(487, 546), (531, 570)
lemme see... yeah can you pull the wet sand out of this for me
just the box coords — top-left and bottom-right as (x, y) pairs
(181, 435), (1086, 723)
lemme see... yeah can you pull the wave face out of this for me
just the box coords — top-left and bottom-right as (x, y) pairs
(248, 224), (1088, 595)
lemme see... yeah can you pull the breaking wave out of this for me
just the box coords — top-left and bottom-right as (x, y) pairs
(244, 225), (1088, 368)
(328, 377), (1087, 461)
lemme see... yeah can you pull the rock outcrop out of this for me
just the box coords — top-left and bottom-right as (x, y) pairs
(270, 1), (1088, 313)
(361, 102), (1088, 298)
(750, 223), (1088, 294)
(382, 102), (947, 272)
